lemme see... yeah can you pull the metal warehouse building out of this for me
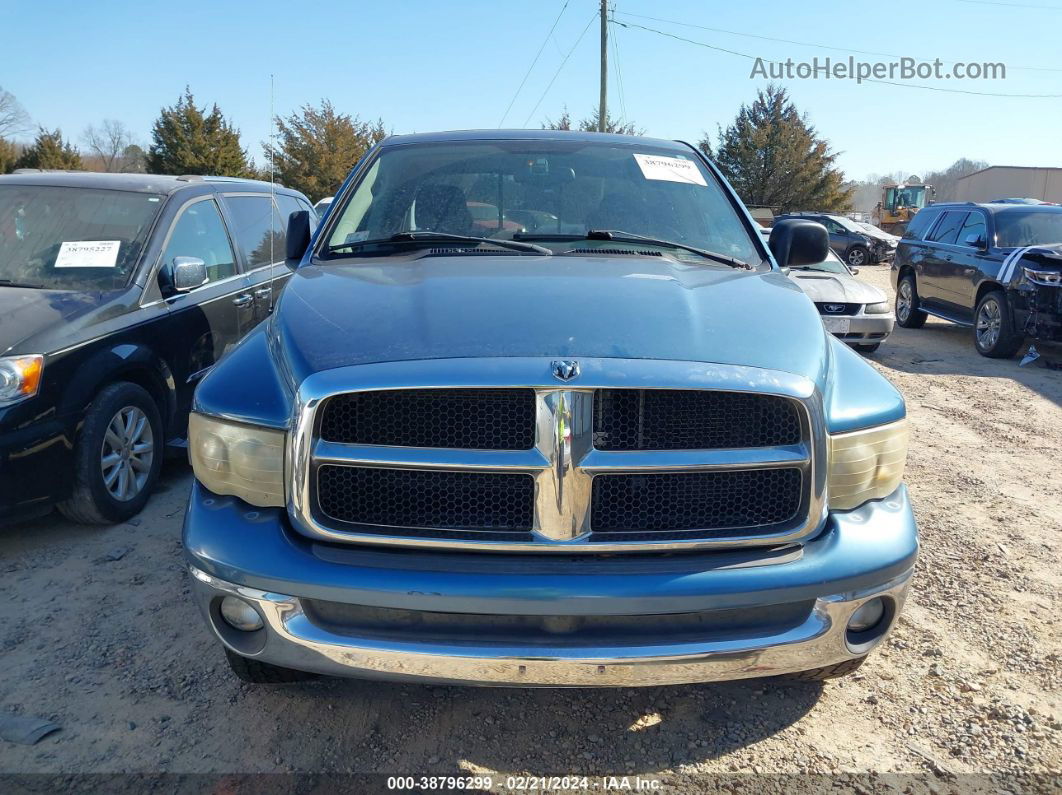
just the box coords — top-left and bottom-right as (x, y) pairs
(955, 166), (1062, 204)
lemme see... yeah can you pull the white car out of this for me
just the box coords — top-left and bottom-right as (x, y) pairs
(787, 249), (895, 354)
(313, 196), (334, 218)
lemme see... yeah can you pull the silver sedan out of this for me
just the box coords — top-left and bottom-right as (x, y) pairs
(787, 250), (895, 353)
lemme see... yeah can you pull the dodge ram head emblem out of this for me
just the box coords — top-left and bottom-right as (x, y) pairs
(552, 360), (580, 381)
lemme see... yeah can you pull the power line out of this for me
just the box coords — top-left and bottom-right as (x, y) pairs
(615, 10), (1062, 73)
(615, 20), (1062, 98)
(957, 0), (1062, 8)
(522, 13), (597, 127)
(498, 0), (570, 127)
(609, 15), (628, 124)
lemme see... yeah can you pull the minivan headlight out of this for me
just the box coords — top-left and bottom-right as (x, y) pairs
(188, 413), (286, 507)
(827, 419), (909, 510)
(0, 355), (44, 407)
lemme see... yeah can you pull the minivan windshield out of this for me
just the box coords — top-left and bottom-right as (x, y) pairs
(323, 139), (763, 267)
(0, 185), (161, 290)
(995, 209), (1062, 248)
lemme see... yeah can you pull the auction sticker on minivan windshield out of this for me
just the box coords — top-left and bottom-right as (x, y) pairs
(54, 240), (120, 268)
(633, 154), (706, 186)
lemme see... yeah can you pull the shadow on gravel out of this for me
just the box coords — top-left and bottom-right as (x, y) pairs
(263, 675), (824, 773)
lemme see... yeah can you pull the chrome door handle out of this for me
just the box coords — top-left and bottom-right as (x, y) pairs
(232, 294), (253, 308)
(254, 288), (273, 299)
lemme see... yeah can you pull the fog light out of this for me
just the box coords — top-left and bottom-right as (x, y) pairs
(848, 597), (885, 633)
(220, 596), (264, 632)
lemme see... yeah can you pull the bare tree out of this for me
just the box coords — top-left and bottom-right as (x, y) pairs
(83, 119), (137, 172)
(0, 86), (31, 139)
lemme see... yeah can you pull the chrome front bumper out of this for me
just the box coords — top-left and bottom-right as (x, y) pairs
(188, 566), (912, 687)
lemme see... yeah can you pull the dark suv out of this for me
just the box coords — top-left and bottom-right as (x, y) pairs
(0, 171), (314, 524)
(775, 212), (888, 267)
(892, 201), (1062, 357)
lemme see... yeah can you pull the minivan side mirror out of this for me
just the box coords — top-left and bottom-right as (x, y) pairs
(286, 210), (312, 265)
(769, 219), (830, 268)
(172, 256), (208, 292)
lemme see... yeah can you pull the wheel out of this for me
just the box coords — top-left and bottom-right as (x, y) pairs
(974, 291), (1023, 358)
(895, 274), (928, 328)
(855, 342), (881, 354)
(846, 246), (869, 268)
(57, 382), (163, 525)
(224, 648), (317, 684)
(787, 656), (867, 681)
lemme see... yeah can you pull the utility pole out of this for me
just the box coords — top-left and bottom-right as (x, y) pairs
(598, 0), (607, 132)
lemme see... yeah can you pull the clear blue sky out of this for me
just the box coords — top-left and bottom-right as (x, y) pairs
(4, 0), (1061, 179)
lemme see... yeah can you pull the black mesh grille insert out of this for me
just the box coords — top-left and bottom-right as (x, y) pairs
(590, 468), (802, 537)
(316, 466), (534, 532)
(593, 390), (801, 451)
(319, 389), (535, 450)
(815, 302), (862, 315)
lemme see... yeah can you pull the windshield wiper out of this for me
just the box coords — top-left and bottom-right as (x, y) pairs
(0, 278), (46, 289)
(327, 231), (552, 256)
(514, 230), (754, 270)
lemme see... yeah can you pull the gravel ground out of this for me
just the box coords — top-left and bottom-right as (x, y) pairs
(1, 266), (1059, 789)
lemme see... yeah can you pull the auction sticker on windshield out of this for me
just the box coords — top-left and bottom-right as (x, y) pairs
(633, 154), (707, 186)
(54, 240), (121, 268)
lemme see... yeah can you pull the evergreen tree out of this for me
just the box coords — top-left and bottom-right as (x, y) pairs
(265, 101), (387, 202)
(0, 137), (20, 174)
(14, 128), (83, 170)
(147, 88), (251, 176)
(700, 85), (851, 212)
(544, 105), (643, 135)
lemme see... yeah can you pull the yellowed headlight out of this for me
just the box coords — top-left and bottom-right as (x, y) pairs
(827, 419), (909, 511)
(188, 413), (286, 507)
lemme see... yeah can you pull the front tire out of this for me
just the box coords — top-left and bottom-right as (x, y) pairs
(224, 649), (317, 684)
(895, 274), (927, 328)
(974, 291), (1023, 358)
(846, 246), (869, 268)
(57, 382), (163, 525)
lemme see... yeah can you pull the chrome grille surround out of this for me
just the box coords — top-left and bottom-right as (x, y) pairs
(288, 357), (827, 553)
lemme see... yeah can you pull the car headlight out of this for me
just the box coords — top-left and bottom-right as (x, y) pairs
(188, 413), (286, 507)
(0, 355), (44, 407)
(865, 301), (891, 314)
(827, 419), (909, 510)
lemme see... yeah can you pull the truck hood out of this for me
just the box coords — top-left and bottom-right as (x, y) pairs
(273, 255), (831, 383)
(788, 271), (886, 306)
(0, 286), (125, 356)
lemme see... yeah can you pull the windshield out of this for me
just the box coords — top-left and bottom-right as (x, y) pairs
(995, 210), (1062, 248)
(830, 215), (865, 234)
(323, 140), (762, 266)
(893, 186), (927, 209)
(0, 185), (160, 290)
(792, 250), (849, 275)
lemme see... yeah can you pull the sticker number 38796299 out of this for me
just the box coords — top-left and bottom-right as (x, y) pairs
(633, 154), (707, 186)
(54, 240), (121, 268)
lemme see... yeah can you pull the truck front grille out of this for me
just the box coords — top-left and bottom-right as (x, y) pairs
(593, 389), (801, 451)
(317, 466), (534, 536)
(296, 369), (820, 552)
(319, 389), (535, 450)
(590, 468), (802, 539)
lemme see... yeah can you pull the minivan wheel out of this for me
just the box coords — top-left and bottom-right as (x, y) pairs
(974, 291), (1023, 359)
(57, 382), (164, 525)
(895, 275), (928, 328)
(846, 246), (868, 267)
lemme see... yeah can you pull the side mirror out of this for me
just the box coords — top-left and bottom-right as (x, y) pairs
(964, 233), (986, 248)
(286, 210), (311, 264)
(172, 256), (207, 292)
(850, 267), (861, 276)
(769, 219), (830, 268)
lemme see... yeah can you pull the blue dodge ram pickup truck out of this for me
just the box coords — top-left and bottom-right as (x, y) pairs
(183, 130), (918, 686)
